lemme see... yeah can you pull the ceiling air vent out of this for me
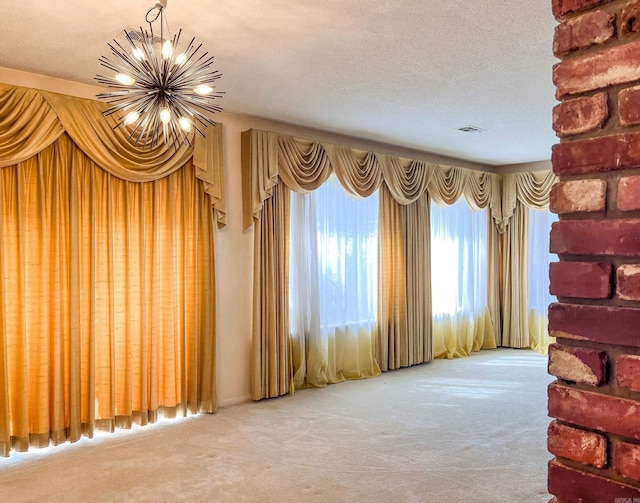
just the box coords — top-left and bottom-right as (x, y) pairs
(125, 27), (163, 44)
(457, 125), (485, 133)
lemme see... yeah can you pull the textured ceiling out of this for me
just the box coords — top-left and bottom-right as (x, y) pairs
(0, 0), (558, 166)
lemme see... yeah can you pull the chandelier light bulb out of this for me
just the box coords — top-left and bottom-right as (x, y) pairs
(124, 111), (140, 126)
(132, 47), (145, 61)
(159, 108), (172, 124)
(175, 53), (187, 66)
(115, 73), (135, 85)
(194, 85), (213, 95)
(178, 117), (192, 132)
(162, 39), (173, 60)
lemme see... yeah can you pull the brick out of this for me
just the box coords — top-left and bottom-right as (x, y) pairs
(553, 11), (615, 57)
(552, 0), (613, 19)
(548, 303), (640, 347)
(548, 343), (608, 385)
(552, 93), (608, 137)
(619, 86), (640, 127)
(622, 0), (640, 35)
(548, 459), (640, 502)
(550, 219), (640, 256)
(548, 420), (607, 467)
(548, 382), (640, 440)
(617, 354), (640, 391)
(552, 132), (640, 176)
(618, 265), (640, 300)
(553, 41), (640, 98)
(618, 176), (640, 211)
(614, 441), (640, 481)
(549, 261), (612, 299)
(550, 179), (607, 214)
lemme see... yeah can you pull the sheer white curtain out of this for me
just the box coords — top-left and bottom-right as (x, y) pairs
(430, 198), (492, 358)
(528, 208), (558, 353)
(289, 175), (380, 388)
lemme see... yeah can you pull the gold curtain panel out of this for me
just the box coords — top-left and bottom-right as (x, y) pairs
(0, 84), (220, 457)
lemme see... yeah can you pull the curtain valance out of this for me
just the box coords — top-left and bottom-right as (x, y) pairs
(0, 84), (226, 226)
(325, 144), (382, 198)
(501, 171), (557, 229)
(0, 85), (64, 165)
(241, 128), (503, 230)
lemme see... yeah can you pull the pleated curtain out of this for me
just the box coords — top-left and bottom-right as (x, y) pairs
(242, 128), (503, 400)
(0, 84), (224, 456)
(250, 183), (293, 399)
(377, 185), (432, 370)
(500, 171), (557, 349)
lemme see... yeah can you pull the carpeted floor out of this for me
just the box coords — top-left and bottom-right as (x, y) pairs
(0, 348), (553, 502)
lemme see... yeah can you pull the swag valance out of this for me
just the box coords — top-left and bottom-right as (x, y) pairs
(0, 84), (226, 226)
(502, 170), (557, 225)
(241, 128), (503, 231)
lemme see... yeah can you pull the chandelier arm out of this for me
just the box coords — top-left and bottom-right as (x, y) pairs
(97, 90), (158, 108)
(169, 68), (221, 91)
(107, 40), (147, 74)
(191, 105), (223, 117)
(171, 67), (221, 88)
(111, 38), (159, 83)
(184, 106), (218, 127)
(131, 96), (161, 144)
(181, 97), (221, 110)
(186, 92), (224, 104)
(102, 92), (158, 120)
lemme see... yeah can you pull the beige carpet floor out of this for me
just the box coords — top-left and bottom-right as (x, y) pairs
(0, 348), (553, 502)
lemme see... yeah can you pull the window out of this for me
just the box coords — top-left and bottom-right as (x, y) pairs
(528, 208), (558, 313)
(527, 208), (558, 353)
(430, 198), (487, 317)
(315, 177), (378, 330)
(289, 175), (379, 385)
(430, 197), (491, 358)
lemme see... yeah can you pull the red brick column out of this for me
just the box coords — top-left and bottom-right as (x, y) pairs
(549, 1), (640, 501)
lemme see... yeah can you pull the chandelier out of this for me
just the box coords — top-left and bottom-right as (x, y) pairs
(95, 0), (223, 149)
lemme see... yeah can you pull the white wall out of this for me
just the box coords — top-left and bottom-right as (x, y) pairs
(0, 67), (548, 407)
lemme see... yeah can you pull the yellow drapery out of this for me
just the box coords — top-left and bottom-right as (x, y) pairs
(242, 128), (502, 399)
(0, 84), (222, 456)
(250, 183), (293, 400)
(500, 171), (557, 352)
(373, 155), (432, 371)
(378, 186), (432, 370)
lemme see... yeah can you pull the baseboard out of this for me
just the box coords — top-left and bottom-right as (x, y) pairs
(218, 394), (252, 408)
